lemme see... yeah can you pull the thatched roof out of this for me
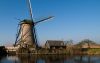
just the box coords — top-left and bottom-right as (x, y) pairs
(45, 40), (65, 46)
(75, 39), (100, 48)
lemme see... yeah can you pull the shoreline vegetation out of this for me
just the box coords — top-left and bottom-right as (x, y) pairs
(14, 48), (100, 55)
(7, 49), (100, 55)
(1, 39), (100, 55)
(1, 46), (100, 55)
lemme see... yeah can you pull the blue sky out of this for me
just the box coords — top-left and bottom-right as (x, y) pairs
(0, 0), (100, 46)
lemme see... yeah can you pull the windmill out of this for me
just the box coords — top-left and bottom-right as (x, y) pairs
(14, 0), (53, 50)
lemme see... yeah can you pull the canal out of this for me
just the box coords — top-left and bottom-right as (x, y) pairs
(0, 55), (100, 63)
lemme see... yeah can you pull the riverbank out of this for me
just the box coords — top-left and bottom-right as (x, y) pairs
(7, 48), (100, 55)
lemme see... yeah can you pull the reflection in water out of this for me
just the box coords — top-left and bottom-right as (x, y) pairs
(0, 55), (100, 63)
(74, 55), (100, 63)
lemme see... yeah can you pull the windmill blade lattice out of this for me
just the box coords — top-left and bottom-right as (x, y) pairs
(34, 16), (54, 25)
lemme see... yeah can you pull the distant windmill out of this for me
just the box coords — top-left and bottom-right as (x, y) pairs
(14, 0), (53, 49)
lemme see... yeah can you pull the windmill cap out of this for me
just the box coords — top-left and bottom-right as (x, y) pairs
(20, 19), (34, 25)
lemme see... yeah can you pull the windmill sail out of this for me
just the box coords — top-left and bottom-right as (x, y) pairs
(27, 0), (33, 21)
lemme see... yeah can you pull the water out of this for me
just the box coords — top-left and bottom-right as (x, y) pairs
(0, 55), (100, 63)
